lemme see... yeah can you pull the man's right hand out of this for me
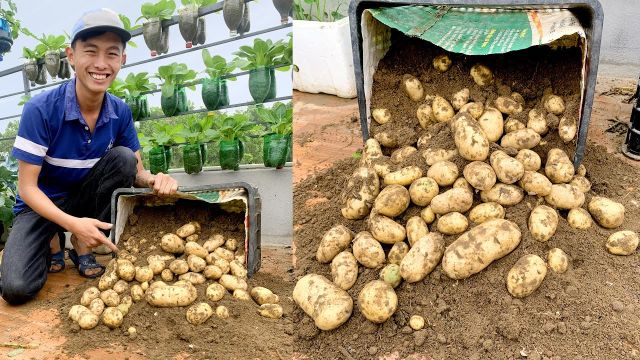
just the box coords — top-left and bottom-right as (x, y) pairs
(68, 217), (118, 252)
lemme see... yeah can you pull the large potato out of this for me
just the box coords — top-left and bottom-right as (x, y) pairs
(258, 304), (284, 319)
(463, 161), (496, 191)
(422, 148), (458, 166)
(494, 96), (523, 115)
(451, 112), (490, 161)
(219, 274), (248, 291)
(469, 202), (505, 224)
(178, 272), (207, 285)
(374, 131), (398, 148)
(490, 150), (524, 184)
(130, 285), (145, 302)
(98, 259), (119, 291)
(186, 303), (213, 325)
(528, 205), (558, 242)
(480, 184), (524, 206)
(352, 231), (385, 268)
(330, 251), (358, 291)
(427, 161), (459, 186)
(373, 185), (410, 217)
(206, 283), (226, 302)
(372, 108), (391, 125)
(545, 184), (585, 209)
(379, 264), (402, 288)
(89, 298), (105, 316)
(161, 233), (185, 254)
(606, 231), (639, 255)
(316, 225), (354, 263)
(409, 177), (439, 206)
(559, 116), (577, 142)
(570, 176), (591, 193)
(113, 280), (129, 295)
(102, 307), (124, 329)
(146, 281), (198, 307)
(384, 166), (423, 186)
(431, 188), (473, 215)
(547, 248), (569, 273)
(390, 146), (417, 164)
(442, 219), (522, 279)
(100, 289), (120, 307)
(80, 287), (100, 307)
(527, 109), (548, 135)
(250, 287), (279, 305)
(567, 208), (592, 229)
(451, 88), (469, 110)
(204, 234), (225, 252)
(169, 259), (190, 275)
(214, 247), (235, 262)
(369, 213), (406, 244)
(436, 212), (469, 235)
(545, 148), (574, 184)
(293, 274), (353, 331)
(69, 305), (90, 322)
(400, 233), (445, 283)
(203, 265), (223, 280)
(229, 260), (247, 278)
(417, 104), (435, 129)
(185, 242), (208, 259)
(459, 102), (484, 120)
(500, 129), (541, 150)
(176, 221), (200, 238)
(477, 107), (504, 142)
(588, 197), (625, 229)
(515, 149), (541, 171)
(506, 254), (547, 298)
(420, 206), (436, 224)
(388, 242), (409, 265)
(135, 266), (153, 283)
(504, 118), (526, 133)
(187, 255), (207, 273)
(406, 216), (429, 246)
(341, 167), (380, 220)
(470, 64), (493, 86)
(544, 95), (565, 115)
(357, 280), (398, 323)
(519, 171), (552, 196)
(116, 259), (135, 282)
(432, 95), (455, 122)
(402, 74), (424, 101)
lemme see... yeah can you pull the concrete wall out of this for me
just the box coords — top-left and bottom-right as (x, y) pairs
(598, 0), (640, 78)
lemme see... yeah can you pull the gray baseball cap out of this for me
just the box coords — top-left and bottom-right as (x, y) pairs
(71, 8), (132, 44)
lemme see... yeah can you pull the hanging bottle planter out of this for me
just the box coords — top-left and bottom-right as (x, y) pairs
(223, 0), (244, 37)
(164, 145), (173, 166)
(201, 77), (221, 110)
(0, 18), (13, 61)
(178, 4), (206, 48)
(44, 50), (61, 78)
(267, 68), (277, 100)
(24, 59), (38, 82)
(57, 58), (72, 79)
(237, 4), (250, 36)
(219, 79), (230, 106)
(248, 66), (271, 104)
(272, 0), (292, 24)
(35, 63), (47, 85)
(177, 86), (189, 114)
(142, 18), (170, 57)
(149, 145), (169, 174)
(183, 143), (203, 174)
(160, 87), (180, 117)
(126, 95), (141, 121)
(286, 133), (292, 162)
(139, 95), (150, 118)
(200, 143), (208, 165)
(219, 139), (243, 171)
(263, 134), (289, 169)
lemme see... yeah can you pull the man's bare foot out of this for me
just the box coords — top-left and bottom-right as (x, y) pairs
(70, 235), (103, 277)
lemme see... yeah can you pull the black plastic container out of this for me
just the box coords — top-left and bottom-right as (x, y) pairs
(349, 0), (604, 167)
(622, 82), (640, 160)
(110, 183), (263, 277)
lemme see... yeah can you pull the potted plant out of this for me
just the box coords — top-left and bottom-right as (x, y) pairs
(0, 156), (17, 240)
(122, 72), (156, 121)
(206, 112), (260, 171)
(237, 4), (250, 36)
(137, 0), (175, 57)
(234, 38), (286, 104)
(107, 77), (127, 98)
(0, 1), (15, 60)
(178, 0), (214, 48)
(30, 34), (68, 78)
(138, 126), (178, 175)
(22, 46), (45, 84)
(175, 114), (213, 174)
(153, 122), (184, 167)
(155, 62), (197, 117)
(255, 102), (292, 168)
(222, 0), (245, 37)
(118, 14), (142, 50)
(272, 0), (292, 24)
(201, 50), (240, 110)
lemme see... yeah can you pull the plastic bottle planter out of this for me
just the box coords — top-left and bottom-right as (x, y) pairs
(0, 18), (13, 61)
(271, 0), (292, 24)
(267, 68), (277, 100)
(249, 67), (273, 104)
(164, 145), (173, 166)
(219, 139), (243, 171)
(286, 134), (292, 162)
(237, 4), (250, 36)
(161, 87), (189, 117)
(223, 0), (245, 37)
(149, 145), (169, 174)
(24, 59), (39, 82)
(202, 78), (221, 110)
(143, 18), (170, 57)
(183, 143), (203, 174)
(44, 50), (62, 78)
(35, 63), (47, 85)
(219, 79), (230, 106)
(263, 134), (288, 168)
(57, 58), (72, 79)
(126, 95), (150, 121)
(178, 4), (207, 48)
(200, 143), (208, 165)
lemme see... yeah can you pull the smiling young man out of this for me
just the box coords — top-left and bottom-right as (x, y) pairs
(0, 8), (178, 305)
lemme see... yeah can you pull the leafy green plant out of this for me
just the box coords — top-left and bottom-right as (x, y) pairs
(293, 0), (344, 22)
(137, 0), (177, 23)
(181, 0), (217, 6)
(32, 34), (67, 53)
(255, 102), (292, 135)
(0, 0), (24, 41)
(275, 32), (292, 71)
(107, 78), (127, 99)
(122, 72), (156, 98)
(0, 155), (17, 231)
(21, 46), (44, 60)
(206, 112), (261, 142)
(234, 38), (287, 70)
(154, 62), (197, 97)
(175, 115), (212, 144)
(119, 14), (141, 48)
(201, 49), (241, 80)
(139, 122), (183, 153)
(17, 94), (30, 106)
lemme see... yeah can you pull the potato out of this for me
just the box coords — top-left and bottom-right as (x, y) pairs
(216, 305), (230, 319)
(427, 161), (459, 186)
(480, 184), (524, 206)
(388, 242), (409, 265)
(229, 260), (247, 278)
(408, 177), (439, 206)
(233, 289), (252, 301)
(469, 202), (505, 224)
(384, 166), (423, 186)
(462, 161), (495, 191)
(545, 148), (575, 184)
(490, 151), (525, 184)
(390, 146), (417, 164)
(417, 104), (436, 129)
(567, 208), (592, 229)
(589, 196), (625, 229)
(77, 311), (99, 330)
(519, 171), (552, 196)
(400, 233), (445, 283)
(515, 149), (541, 171)
(402, 74), (424, 101)
(477, 107), (504, 142)
(494, 96), (523, 115)
(234, 253), (245, 265)
(451, 112), (490, 161)
(420, 206), (436, 224)
(372, 108), (391, 125)
(161, 234), (185, 254)
(459, 102), (484, 120)
(406, 216), (429, 246)
(500, 129), (541, 150)
(185, 234), (199, 242)
(547, 248), (569, 273)
(187, 255), (207, 273)
(113, 280), (129, 295)
(293, 274), (353, 331)
(442, 219), (521, 279)
(169, 259), (189, 275)
(80, 287), (101, 307)
(100, 289), (120, 307)
(374, 131), (398, 148)
(186, 303), (213, 325)
(330, 251), (358, 291)
(316, 225), (354, 263)
(358, 280), (398, 323)
(206, 283), (226, 302)
(528, 205), (558, 242)
(361, 138), (384, 164)
(146, 281), (198, 307)
(432, 95), (455, 122)
(511, 92), (525, 105)
(214, 259), (230, 274)
(451, 88), (469, 110)
(203, 234), (225, 252)
(89, 298), (105, 316)
(179, 272), (206, 285)
(377, 264), (401, 288)
(437, 212), (468, 235)
(148, 260), (166, 275)
(203, 265), (223, 280)
(504, 118), (526, 133)
(527, 109), (548, 135)
(421, 148), (458, 166)
(569, 176), (591, 193)
(183, 243), (207, 260)
(250, 287), (280, 305)
(258, 304), (283, 319)
(544, 95), (565, 115)
(433, 54), (451, 72)
(176, 221), (200, 238)
(606, 231), (639, 255)
(341, 167), (380, 220)
(135, 266), (153, 283)
(577, 164), (587, 177)
(431, 188), (473, 214)
(69, 305), (90, 322)
(352, 231), (385, 268)
(117, 295), (133, 317)
(409, 315), (425, 331)
(214, 247), (235, 262)
(544, 184), (585, 210)
(101, 307), (124, 329)
(225, 238), (239, 252)
(470, 64), (493, 86)
(219, 274), (248, 291)
(140, 282), (149, 291)
(506, 254), (547, 298)
(115, 259), (135, 282)
(98, 259), (119, 291)
(453, 177), (473, 193)
(130, 284), (145, 303)
(373, 185), (410, 217)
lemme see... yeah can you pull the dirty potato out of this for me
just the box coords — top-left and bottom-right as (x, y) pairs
(588, 196), (625, 229)
(100, 289), (120, 307)
(477, 107), (504, 142)
(515, 149), (541, 171)
(369, 213), (406, 244)
(470, 64), (493, 86)
(506, 254), (547, 298)
(373, 184), (410, 217)
(374, 131), (398, 148)
(216, 305), (230, 319)
(500, 129), (541, 150)
(250, 287), (279, 305)
(469, 202), (505, 224)
(519, 171), (552, 196)
(463, 161), (497, 191)
(187, 255), (207, 273)
(451, 112), (490, 161)
(176, 221), (201, 238)
(490, 150), (525, 184)
(567, 208), (592, 229)
(80, 287), (101, 307)
(390, 146), (417, 164)
(89, 298), (105, 316)
(494, 96), (523, 115)
(352, 231), (386, 268)
(113, 280), (129, 295)
(569, 176), (591, 193)
(437, 212), (469, 235)
(504, 118), (526, 133)
(233, 289), (252, 301)
(409, 177), (439, 206)
(402, 74), (424, 101)
(384, 166), (423, 186)
(185, 242), (208, 259)
(427, 161), (459, 186)
(459, 102), (484, 120)
(358, 280), (398, 323)
(559, 116), (577, 142)
(545, 148), (575, 184)
(416, 103), (436, 129)
(388, 242), (409, 265)
(406, 216), (429, 246)
(606, 231), (639, 255)
(229, 260), (247, 278)
(433, 54), (452, 72)
(130, 284), (145, 303)
(331, 251), (358, 291)
(421, 148), (458, 166)
(203, 265), (223, 280)
(527, 109), (548, 135)
(206, 283), (226, 302)
(186, 303), (213, 325)
(432, 95), (455, 122)
(102, 307), (124, 329)
(293, 274), (353, 331)
(258, 304), (284, 319)
(431, 188), (473, 215)
(169, 259), (190, 275)
(420, 206), (436, 224)
(219, 274), (248, 291)
(544, 95), (565, 115)
(161, 233), (185, 254)
(480, 184), (524, 206)
(341, 167), (380, 220)
(528, 205), (559, 242)
(372, 108), (391, 125)
(451, 88), (470, 110)
(547, 248), (569, 273)
(316, 225), (354, 263)
(116, 259), (135, 282)
(178, 272), (207, 285)
(379, 264), (402, 288)
(400, 233), (445, 283)
(544, 184), (585, 210)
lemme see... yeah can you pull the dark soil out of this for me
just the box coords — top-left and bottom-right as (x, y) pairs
(51, 200), (293, 360)
(292, 34), (640, 359)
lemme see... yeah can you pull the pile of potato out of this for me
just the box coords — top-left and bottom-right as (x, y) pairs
(294, 55), (639, 331)
(68, 221), (282, 330)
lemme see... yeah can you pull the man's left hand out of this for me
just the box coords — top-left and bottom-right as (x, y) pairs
(149, 173), (178, 195)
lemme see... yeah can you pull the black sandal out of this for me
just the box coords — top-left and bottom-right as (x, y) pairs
(48, 232), (66, 273)
(68, 249), (105, 278)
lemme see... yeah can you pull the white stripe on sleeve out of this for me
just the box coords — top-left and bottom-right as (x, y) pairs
(44, 156), (100, 169)
(14, 136), (48, 157)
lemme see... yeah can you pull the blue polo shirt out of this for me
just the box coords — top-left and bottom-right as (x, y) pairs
(11, 78), (140, 214)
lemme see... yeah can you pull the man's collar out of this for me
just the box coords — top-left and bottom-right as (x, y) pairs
(64, 77), (118, 124)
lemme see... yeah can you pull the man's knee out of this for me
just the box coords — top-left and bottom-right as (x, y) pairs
(107, 146), (137, 175)
(1, 278), (42, 305)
